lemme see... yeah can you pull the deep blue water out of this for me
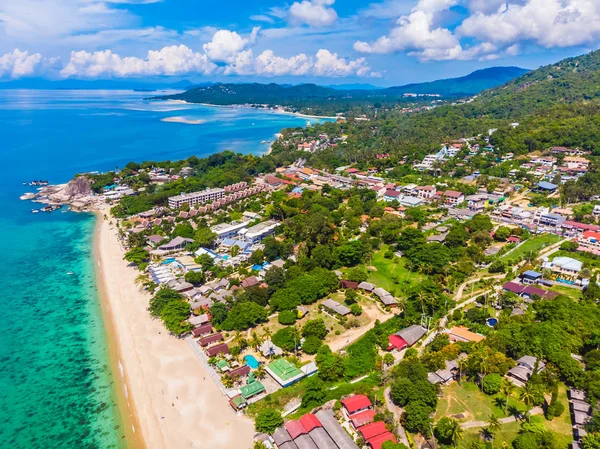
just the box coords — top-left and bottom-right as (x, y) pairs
(0, 90), (320, 449)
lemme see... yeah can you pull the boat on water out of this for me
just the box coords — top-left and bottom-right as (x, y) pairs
(261, 140), (266, 144)
(28, 180), (49, 186)
(31, 209), (39, 214)
(66, 271), (74, 275)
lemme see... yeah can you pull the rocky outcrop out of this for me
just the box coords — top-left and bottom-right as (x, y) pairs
(35, 177), (101, 211)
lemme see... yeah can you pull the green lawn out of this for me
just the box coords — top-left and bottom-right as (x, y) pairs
(462, 420), (521, 449)
(435, 382), (527, 422)
(364, 245), (425, 295)
(501, 234), (562, 261)
(547, 284), (583, 301)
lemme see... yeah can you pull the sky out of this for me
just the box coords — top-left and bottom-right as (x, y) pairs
(1, 0), (599, 86)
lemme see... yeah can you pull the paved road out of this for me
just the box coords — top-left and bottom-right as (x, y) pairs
(383, 386), (410, 447)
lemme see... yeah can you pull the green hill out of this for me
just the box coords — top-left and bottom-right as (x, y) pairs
(157, 66), (528, 111)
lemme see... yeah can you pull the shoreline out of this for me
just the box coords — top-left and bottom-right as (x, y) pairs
(94, 209), (255, 449)
(165, 99), (338, 120)
(93, 211), (146, 449)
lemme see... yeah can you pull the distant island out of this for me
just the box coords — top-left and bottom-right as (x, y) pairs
(154, 67), (529, 115)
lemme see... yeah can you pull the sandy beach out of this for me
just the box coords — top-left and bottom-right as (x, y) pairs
(94, 211), (255, 449)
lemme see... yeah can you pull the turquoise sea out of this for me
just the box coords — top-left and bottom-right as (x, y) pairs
(0, 90), (321, 449)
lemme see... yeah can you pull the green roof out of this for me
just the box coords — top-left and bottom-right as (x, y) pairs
(266, 358), (303, 381)
(216, 359), (229, 371)
(240, 381), (265, 399)
(231, 395), (247, 407)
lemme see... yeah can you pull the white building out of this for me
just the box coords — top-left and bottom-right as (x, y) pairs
(238, 220), (280, 244)
(168, 188), (225, 209)
(211, 221), (250, 241)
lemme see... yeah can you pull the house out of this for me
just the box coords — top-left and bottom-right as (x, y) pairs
(415, 185), (436, 200)
(358, 282), (376, 292)
(240, 381), (265, 401)
(561, 221), (600, 236)
(521, 270), (543, 285)
(321, 298), (351, 316)
(348, 409), (376, 430)
(266, 358), (305, 387)
(157, 236), (194, 252)
(341, 395), (372, 418)
(542, 256), (582, 276)
(388, 325), (427, 351)
(536, 181), (558, 193)
(340, 280), (359, 289)
(229, 365), (251, 380)
(507, 356), (545, 386)
(427, 369), (455, 385)
(166, 278), (194, 293)
(259, 340), (283, 358)
(442, 190), (465, 206)
(241, 276), (260, 289)
(372, 287), (398, 307)
(383, 190), (402, 202)
(198, 332), (223, 347)
(446, 326), (485, 343)
(238, 220), (280, 244)
(188, 313), (210, 327)
(191, 323), (213, 338)
(205, 342), (229, 357)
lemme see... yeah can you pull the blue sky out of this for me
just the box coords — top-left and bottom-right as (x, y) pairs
(0, 0), (599, 85)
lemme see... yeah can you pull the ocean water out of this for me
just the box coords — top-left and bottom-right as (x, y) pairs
(0, 90), (321, 449)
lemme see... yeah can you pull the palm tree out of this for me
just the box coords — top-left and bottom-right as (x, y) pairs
(255, 365), (267, 380)
(520, 384), (535, 422)
(500, 380), (515, 416)
(232, 331), (244, 347)
(448, 419), (463, 448)
(250, 331), (263, 351)
(262, 327), (272, 341)
(221, 374), (234, 389)
(487, 414), (502, 443)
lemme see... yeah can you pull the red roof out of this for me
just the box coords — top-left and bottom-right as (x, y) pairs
(359, 421), (388, 440)
(368, 432), (397, 449)
(384, 190), (402, 198)
(285, 420), (308, 439)
(503, 281), (525, 294)
(582, 231), (600, 240)
(229, 365), (251, 378)
(349, 409), (376, 428)
(444, 190), (463, 198)
(507, 236), (521, 243)
(388, 334), (408, 350)
(346, 168), (360, 174)
(191, 323), (213, 337)
(299, 414), (321, 433)
(563, 221), (600, 231)
(341, 395), (372, 414)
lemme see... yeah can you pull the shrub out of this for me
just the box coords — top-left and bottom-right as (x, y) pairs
(350, 304), (363, 316)
(278, 310), (297, 325)
(482, 373), (502, 395)
(302, 336), (323, 355)
(255, 409), (283, 434)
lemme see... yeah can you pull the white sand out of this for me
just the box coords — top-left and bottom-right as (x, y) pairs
(161, 116), (206, 125)
(95, 212), (255, 449)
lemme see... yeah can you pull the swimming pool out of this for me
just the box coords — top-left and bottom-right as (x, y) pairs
(244, 355), (260, 369)
(161, 258), (176, 265)
(486, 318), (498, 327)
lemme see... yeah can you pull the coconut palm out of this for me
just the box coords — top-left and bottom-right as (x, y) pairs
(520, 384), (535, 422)
(255, 365), (267, 380)
(262, 327), (272, 341)
(487, 414), (502, 443)
(250, 331), (263, 351)
(221, 374), (234, 389)
(500, 380), (516, 416)
(456, 357), (468, 385)
(448, 419), (463, 448)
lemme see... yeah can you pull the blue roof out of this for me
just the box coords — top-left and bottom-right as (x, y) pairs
(523, 270), (542, 279)
(537, 181), (558, 190)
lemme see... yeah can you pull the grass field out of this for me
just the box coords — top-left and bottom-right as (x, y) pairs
(462, 420), (521, 448)
(501, 234), (562, 260)
(363, 245), (425, 295)
(434, 381), (527, 422)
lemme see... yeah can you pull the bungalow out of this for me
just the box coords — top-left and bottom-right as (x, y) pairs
(241, 276), (260, 289)
(157, 236), (194, 252)
(259, 339), (284, 358)
(358, 282), (376, 292)
(229, 365), (251, 380)
(427, 368), (455, 385)
(188, 313), (210, 327)
(321, 298), (351, 316)
(348, 409), (376, 430)
(372, 287), (398, 307)
(507, 356), (545, 386)
(191, 323), (213, 338)
(446, 326), (485, 343)
(340, 280), (359, 290)
(388, 325), (427, 351)
(198, 332), (223, 347)
(167, 278), (194, 293)
(205, 342), (229, 357)
(240, 381), (265, 401)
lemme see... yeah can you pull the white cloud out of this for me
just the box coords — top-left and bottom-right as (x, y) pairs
(458, 0), (600, 48)
(355, 0), (600, 61)
(288, 0), (338, 27)
(0, 49), (43, 78)
(250, 15), (275, 24)
(360, 0), (413, 19)
(225, 48), (377, 77)
(354, 4), (462, 60)
(202, 28), (260, 63)
(60, 45), (217, 78)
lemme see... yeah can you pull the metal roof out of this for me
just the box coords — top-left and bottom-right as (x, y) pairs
(315, 410), (359, 449)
